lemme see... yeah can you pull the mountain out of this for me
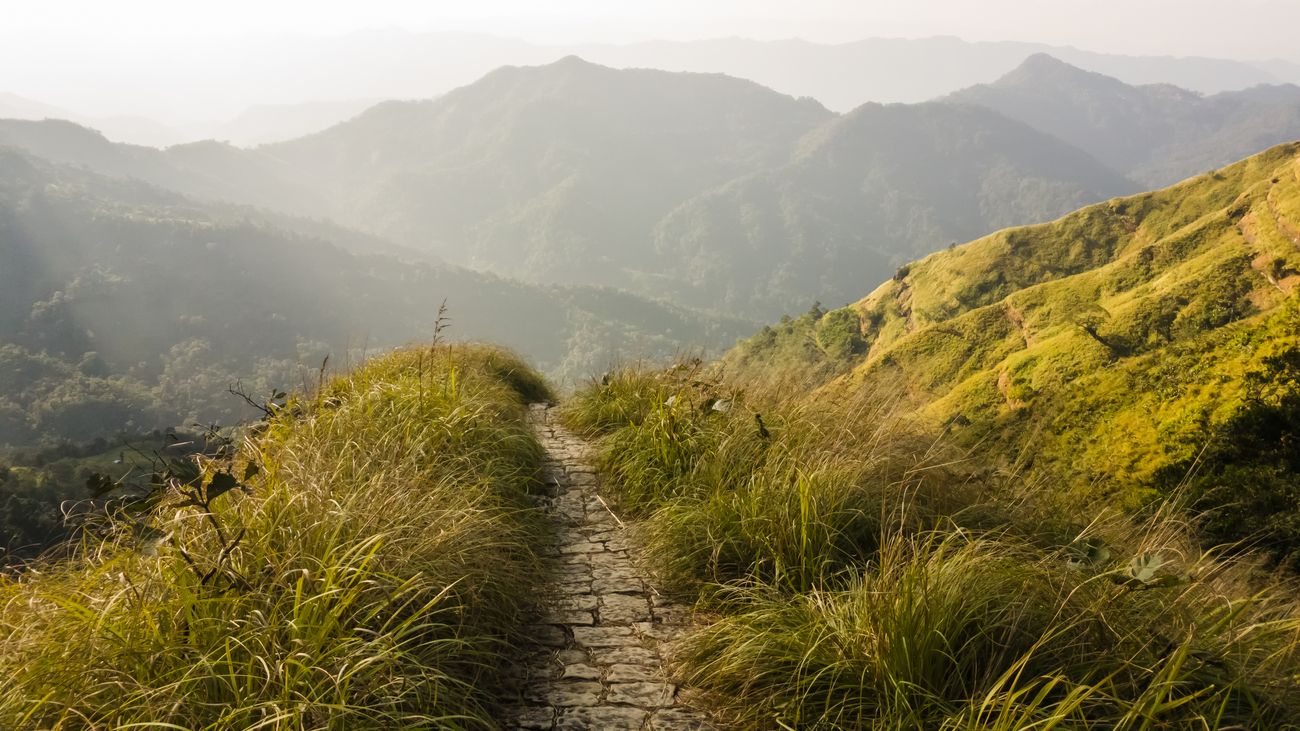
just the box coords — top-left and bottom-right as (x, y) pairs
(574, 36), (1296, 111)
(264, 58), (1139, 317)
(0, 59), (1139, 319)
(0, 119), (327, 217)
(0, 91), (192, 147)
(726, 143), (1300, 539)
(203, 99), (380, 147)
(5, 31), (1295, 126)
(651, 101), (1134, 317)
(260, 57), (834, 283)
(0, 92), (72, 121)
(0, 147), (750, 445)
(945, 54), (1300, 186)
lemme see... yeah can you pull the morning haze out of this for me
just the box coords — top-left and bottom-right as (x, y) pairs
(3, 1), (1300, 729)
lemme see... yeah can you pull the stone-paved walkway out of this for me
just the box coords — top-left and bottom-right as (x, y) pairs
(499, 404), (715, 731)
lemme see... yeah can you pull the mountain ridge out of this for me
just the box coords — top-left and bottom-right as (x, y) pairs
(945, 54), (1300, 186)
(0, 146), (752, 444)
(725, 141), (1300, 521)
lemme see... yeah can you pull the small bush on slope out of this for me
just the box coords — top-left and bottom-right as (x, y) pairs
(0, 344), (551, 730)
(565, 365), (1300, 729)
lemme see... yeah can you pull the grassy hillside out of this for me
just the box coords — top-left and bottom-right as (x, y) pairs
(0, 344), (550, 728)
(563, 364), (1300, 729)
(727, 142), (1300, 555)
(945, 54), (1300, 187)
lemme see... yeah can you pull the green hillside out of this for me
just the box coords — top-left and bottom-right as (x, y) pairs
(727, 142), (1300, 551)
(0, 344), (552, 727)
(565, 344), (1300, 728)
(946, 54), (1300, 187)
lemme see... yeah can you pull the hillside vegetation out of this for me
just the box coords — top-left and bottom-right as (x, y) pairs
(654, 101), (1131, 316)
(563, 364), (1300, 729)
(727, 142), (1300, 558)
(0, 344), (550, 728)
(0, 148), (748, 446)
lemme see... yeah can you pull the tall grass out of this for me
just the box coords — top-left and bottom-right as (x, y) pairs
(563, 362), (1300, 729)
(0, 344), (552, 730)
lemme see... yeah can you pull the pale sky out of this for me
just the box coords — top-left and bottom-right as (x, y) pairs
(3, 0), (1299, 125)
(2, 0), (1297, 55)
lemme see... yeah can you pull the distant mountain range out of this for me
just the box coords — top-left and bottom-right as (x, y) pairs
(946, 53), (1300, 186)
(0, 57), (1141, 318)
(0, 90), (376, 148)
(0, 148), (751, 443)
(3, 54), (1298, 324)
(570, 35), (1300, 110)
(4, 33), (1300, 146)
(650, 100), (1132, 315)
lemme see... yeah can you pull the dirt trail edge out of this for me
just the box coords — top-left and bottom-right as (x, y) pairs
(500, 404), (716, 730)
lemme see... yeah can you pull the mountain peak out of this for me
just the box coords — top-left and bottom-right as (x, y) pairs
(538, 54), (610, 74)
(1020, 52), (1078, 71)
(998, 53), (1118, 88)
(551, 54), (594, 67)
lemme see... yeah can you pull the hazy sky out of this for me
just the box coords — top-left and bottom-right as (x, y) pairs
(4, 0), (1299, 55)
(3, 0), (1300, 125)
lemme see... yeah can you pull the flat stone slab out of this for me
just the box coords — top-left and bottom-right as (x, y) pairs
(508, 705), (556, 730)
(592, 645), (659, 666)
(530, 681), (603, 707)
(600, 594), (652, 624)
(593, 577), (646, 595)
(561, 663), (602, 681)
(545, 609), (595, 626)
(556, 706), (649, 730)
(572, 625), (635, 647)
(606, 663), (658, 682)
(607, 681), (675, 708)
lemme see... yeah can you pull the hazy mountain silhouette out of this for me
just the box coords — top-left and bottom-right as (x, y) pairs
(652, 101), (1135, 316)
(945, 54), (1300, 185)
(0, 145), (751, 443)
(0, 58), (1139, 319)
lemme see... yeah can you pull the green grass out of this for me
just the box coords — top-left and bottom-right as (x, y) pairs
(723, 143), (1300, 536)
(0, 344), (552, 729)
(564, 362), (1300, 730)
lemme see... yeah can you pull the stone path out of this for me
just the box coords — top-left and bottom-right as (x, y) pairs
(499, 405), (715, 731)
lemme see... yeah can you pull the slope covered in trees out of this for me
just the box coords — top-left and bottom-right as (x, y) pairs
(0, 148), (749, 447)
(653, 101), (1133, 317)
